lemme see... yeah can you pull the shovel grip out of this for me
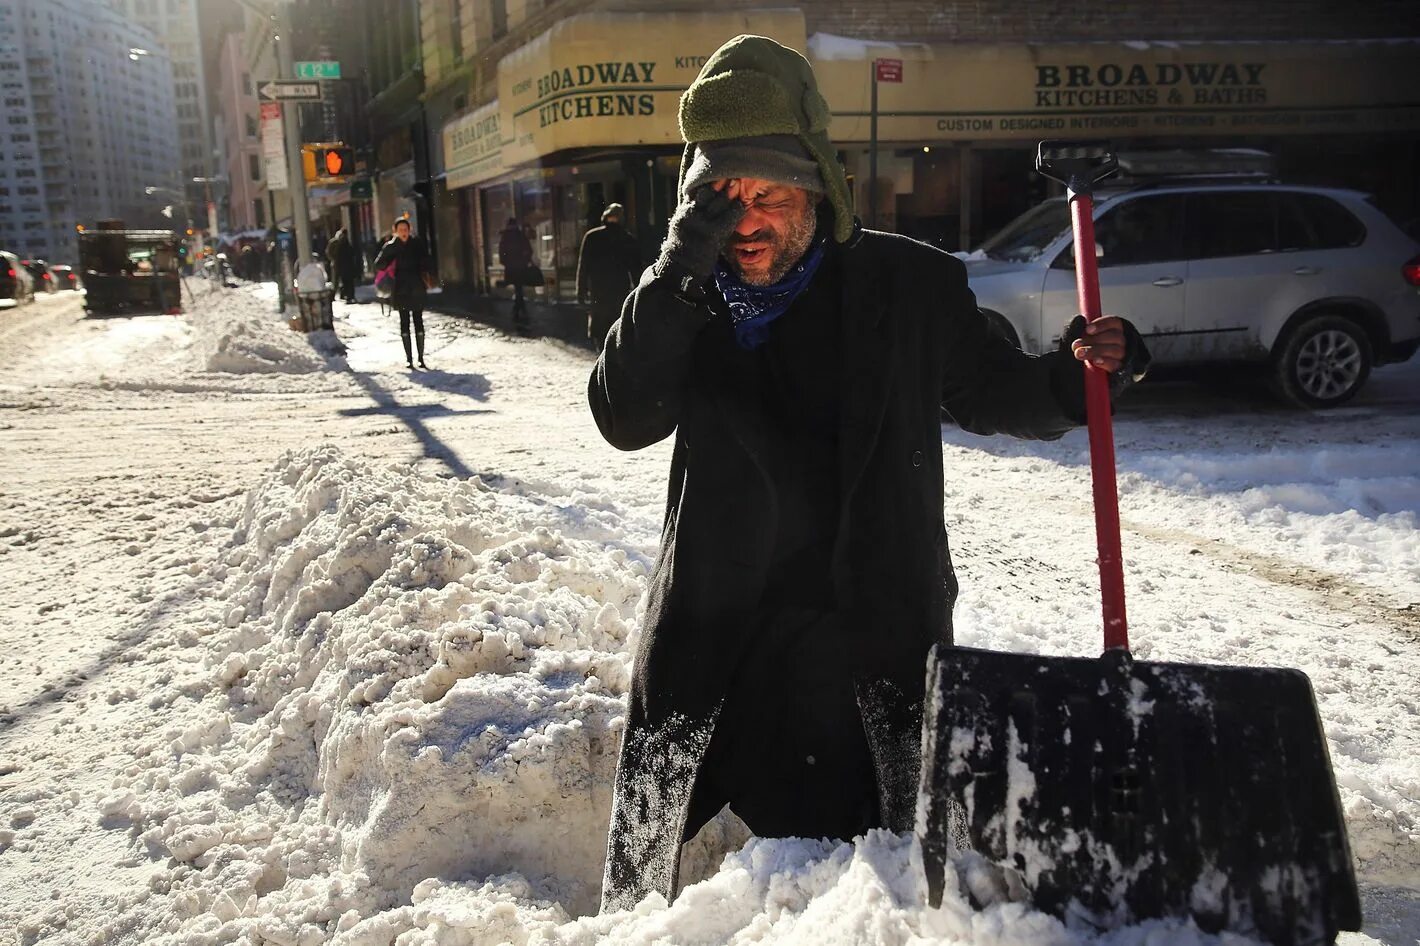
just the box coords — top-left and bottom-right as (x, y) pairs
(1069, 193), (1129, 651)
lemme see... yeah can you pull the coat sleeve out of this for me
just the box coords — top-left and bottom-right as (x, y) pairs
(575, 231), (593, 298)
(587, 267), (712, 451)
(937, 255), (1087, 440)
(373, 240), (393, 271)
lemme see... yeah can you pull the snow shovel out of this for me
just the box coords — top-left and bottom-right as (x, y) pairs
(915, 140), (1362, 944)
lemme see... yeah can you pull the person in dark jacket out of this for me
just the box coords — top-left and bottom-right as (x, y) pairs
(373, 218), (433, 369)
(588, 35), (1150, 914)
(576, 203), (641, 351)
(498, 218), (535, 328)
(325, 227), (360, 303)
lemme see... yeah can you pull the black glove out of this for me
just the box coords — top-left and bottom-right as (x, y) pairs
(1061, 315), (1152, 396)
(656, 185), (747, 283)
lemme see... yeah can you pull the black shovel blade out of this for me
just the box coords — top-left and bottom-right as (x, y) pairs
(917, 644), (1361, 944)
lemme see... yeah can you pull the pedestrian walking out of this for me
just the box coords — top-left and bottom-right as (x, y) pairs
(589, 34), (1151, 913)
(373, 218), (434, 369)
(576, 203), (641, 351)
(498, 218), (535, 329)
(325, 227), (360, 303)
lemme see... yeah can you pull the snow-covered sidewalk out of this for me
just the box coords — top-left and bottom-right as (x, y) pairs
(0, 284), (1416, 945)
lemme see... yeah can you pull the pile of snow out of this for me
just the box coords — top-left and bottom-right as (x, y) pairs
(103, 446), (644, 939)
(187, 289), (336, 375)
(87, 445), (1411, 945)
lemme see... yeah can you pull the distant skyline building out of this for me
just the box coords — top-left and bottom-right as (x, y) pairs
(214, 31), (264, 233)
(0, 0), (181, 263)
(111, 0), (214, 214)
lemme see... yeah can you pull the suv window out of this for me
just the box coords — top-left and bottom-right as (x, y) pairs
(981, 197), (1071, 263)
(1049, 194), (1189, 269)
(1192, 191), (1366, 257)
(1192, 191), (1276, 259)
(1288, 193), (1366, 249)
(1090, 194), (1189, 268)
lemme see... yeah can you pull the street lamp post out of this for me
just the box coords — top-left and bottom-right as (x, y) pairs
(230, 0), (314, 284)
(145, 185), (193, 232)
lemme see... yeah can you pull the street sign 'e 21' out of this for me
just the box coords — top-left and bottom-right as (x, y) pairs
(295, 61), (341, 80)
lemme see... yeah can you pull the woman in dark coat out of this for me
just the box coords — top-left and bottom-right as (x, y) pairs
(374, 218), (432, 369)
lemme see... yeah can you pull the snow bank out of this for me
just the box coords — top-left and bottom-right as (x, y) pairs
(188, 288), (335, 375)
(107, 445), (651, 939)
(94, 445), (1412, 944)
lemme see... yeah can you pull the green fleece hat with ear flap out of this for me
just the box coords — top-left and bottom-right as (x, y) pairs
(678, 34), (854, 243)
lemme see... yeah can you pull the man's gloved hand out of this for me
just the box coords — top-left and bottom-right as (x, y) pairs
(656, 183), (747, 282)
(1062, 314), (1151, 395)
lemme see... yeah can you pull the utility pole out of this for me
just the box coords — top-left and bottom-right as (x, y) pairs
(273, 3), (312, 266)
(868, 60), (878, 229)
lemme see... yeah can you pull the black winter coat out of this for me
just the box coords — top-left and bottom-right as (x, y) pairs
(576, 222), (641, 304)
(326, 231), (359, 283)
(373, 235), (430, 309)
(588, 225), (1092, 912)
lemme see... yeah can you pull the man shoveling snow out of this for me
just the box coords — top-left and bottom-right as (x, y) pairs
(587, 34), (1149, 912)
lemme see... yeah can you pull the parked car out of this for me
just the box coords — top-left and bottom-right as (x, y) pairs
(1, 250), (35, 307)
(964, 181), (1420, 408)
(20, 258), (58, 293)
(49, 264), (80, 291)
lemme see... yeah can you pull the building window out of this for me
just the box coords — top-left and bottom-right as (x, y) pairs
(248, 152), (261, 182)
(450, 0), (464, 64)
(245, 114), (258, 137)
(490, 0), (506, 40)
(253, 198), (265, 228)
(242, 73), (251, 96)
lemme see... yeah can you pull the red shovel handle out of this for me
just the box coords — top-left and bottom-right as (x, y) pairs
(1068, 194), (1129, 652)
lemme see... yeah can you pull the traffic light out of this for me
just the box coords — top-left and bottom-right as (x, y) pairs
(302, 144), (355, 182)
(322, 147), (351, 177)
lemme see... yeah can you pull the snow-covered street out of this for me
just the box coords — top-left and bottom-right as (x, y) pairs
(0, 284), (1416, 945)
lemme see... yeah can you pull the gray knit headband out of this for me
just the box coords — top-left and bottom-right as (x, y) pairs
(680, 134), (826, 200)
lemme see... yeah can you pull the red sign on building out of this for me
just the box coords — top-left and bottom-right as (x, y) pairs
(875, 58), (903, 83)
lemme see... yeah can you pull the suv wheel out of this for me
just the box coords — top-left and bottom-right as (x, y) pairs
(1273, 315), (1373, 409)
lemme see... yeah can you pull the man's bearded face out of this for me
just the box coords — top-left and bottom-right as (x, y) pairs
(718, 179), (818, 286)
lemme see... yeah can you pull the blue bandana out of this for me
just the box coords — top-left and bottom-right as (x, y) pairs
(713, 237), (827, 350)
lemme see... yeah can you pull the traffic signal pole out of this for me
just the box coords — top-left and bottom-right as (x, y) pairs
(274, 3), (313, 269)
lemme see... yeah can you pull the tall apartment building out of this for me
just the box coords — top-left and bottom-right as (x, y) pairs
(111, 0), (213, 214)
(0, 0), (180, 263)
(214, 31), (264, 232)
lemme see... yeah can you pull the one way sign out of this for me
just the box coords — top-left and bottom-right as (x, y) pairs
(259, 81), (322, 102)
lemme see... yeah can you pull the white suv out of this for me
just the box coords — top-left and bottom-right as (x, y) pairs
(964, 182), (1420, 407)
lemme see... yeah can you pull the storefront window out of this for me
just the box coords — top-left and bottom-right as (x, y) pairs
(515, 175), (554, 293)
(480, 182), (513, 278)
(556, 183), (583, 296)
